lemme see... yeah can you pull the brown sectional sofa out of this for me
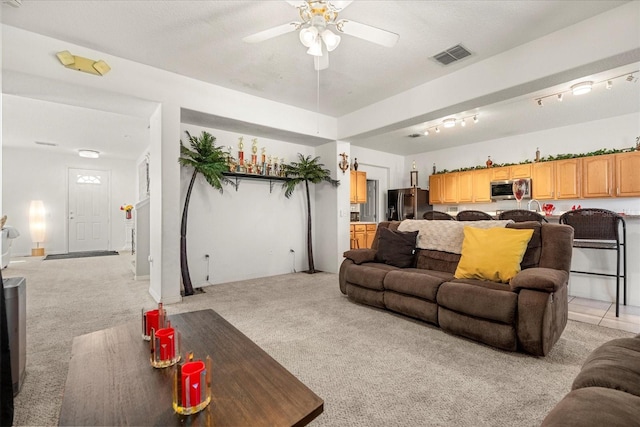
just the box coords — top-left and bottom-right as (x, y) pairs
(339, 220), (575, 356)
(542, 333), (640, 426)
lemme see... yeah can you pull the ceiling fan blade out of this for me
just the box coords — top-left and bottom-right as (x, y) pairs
(336, 19), (399, 47)
(242, 22), (300, 43)
(314, 53), (329, 71)
(328, 1), (353, 11)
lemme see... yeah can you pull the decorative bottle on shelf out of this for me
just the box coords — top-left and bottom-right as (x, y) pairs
(535, 147), (540, 162)
(353, 158), (359, 171)
(486, 156), (493, 168)
(432, 163), (436, 174)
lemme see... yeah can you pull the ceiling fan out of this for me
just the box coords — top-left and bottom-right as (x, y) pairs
(242, 1), (400, 70)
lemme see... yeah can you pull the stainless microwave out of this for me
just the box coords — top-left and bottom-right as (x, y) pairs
(490, 179), (532, 201)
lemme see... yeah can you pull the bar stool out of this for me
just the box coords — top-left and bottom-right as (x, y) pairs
(456, 210), (494, 221)
(423, 211), (456, 220)
(498, 209), (548, 223)
(559, 208), (626, 317)
(350, 237), (359, 249)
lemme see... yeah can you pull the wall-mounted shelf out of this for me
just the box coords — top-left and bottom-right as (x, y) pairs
(222, 172), (290, 193)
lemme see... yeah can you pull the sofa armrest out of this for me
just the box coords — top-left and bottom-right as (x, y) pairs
(510, 268), (568, 292)
(343, 249), (377, 265)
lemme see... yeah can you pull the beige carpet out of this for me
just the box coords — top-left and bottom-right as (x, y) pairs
(3, 254), (633, 426)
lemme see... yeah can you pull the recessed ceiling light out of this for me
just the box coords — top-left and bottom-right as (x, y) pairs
(78, 149), (100, 158)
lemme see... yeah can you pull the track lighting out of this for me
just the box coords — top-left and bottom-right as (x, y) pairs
(533, 71), (638, 106)
(422, 113), (479, 136)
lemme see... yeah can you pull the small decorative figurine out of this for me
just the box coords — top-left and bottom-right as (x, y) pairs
(635, 136), (640, 151)
(432, 163), (436, 174)
(486, 156), (493, 168)
(535, 147), (541, 162)
(353, 158), (359, 171)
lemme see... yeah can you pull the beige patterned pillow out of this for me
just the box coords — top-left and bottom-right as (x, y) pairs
(397, 219), (513, 254)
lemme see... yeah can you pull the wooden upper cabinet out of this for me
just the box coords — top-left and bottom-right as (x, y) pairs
(510, 164), (532, 179)
(582, 155), (614, 198)
(491, 167), (511, 181)
(615, 151), (640, 197)
(429, 174), (444, 204)
(473, 169), (492, 203)
(443, 173), (459, 203)
(555, 159), (580, 199)
(457, 171), (474, 203)
(350, 171), (367, 203)
(532, 162), (555, 199)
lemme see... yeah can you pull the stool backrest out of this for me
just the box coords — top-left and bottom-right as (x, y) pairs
(456, 210), (494, 221)
(559, 208), (622, 241)
(423, 211), (456, 220)
(498, 209), (548, 223)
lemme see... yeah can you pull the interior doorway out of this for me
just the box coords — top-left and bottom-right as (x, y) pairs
(360, 179), (378, 222)
(68, 168), (111, 252)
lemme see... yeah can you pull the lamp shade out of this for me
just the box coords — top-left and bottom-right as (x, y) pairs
(29, 200), (46, 243)
(307, 38), (323, 56)
(299, 26), (317, 48)
(321, 29), (341, 51)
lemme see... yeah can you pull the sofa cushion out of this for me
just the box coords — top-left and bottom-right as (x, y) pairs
(383, 269), (450, 301)
(343, 248), (377, 265)
(437, 281), (517, 324)
(415, 249), (461, 274)
(454, 226), (533, 283)
(541, 387), (640, 427)
(506, 221), (542, 269)
(344, 263), (396, 290)
(572, 336), (640, 398)
(374, 227), (418, 268)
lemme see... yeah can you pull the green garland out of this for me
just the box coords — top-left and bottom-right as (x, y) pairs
(434, 147), (635, 174)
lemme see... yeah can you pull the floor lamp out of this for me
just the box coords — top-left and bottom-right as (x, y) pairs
(29, 200), (45, 257)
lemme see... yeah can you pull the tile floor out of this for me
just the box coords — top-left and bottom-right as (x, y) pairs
(568, 296), (640, 334)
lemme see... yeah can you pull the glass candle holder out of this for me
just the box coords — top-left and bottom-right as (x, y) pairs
(173, 353), (212, 415)
(150, 323), (181, 368)
(142, 302), (166, 341)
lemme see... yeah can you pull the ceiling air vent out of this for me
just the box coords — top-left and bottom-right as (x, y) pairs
(35, 141), (59, 147)
(433, 44), (472, 66)
(407, 133), (423, 138)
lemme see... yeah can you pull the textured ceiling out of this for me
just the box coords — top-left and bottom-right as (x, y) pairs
(2, 0), (638, 159)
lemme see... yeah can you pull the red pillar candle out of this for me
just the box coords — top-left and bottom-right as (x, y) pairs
(155, 327), (176, 361)
(181, 360), (206, 408)
(144, 309), (160, 336)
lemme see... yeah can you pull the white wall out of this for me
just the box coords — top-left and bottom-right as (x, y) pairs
(2, 146), (136, 256)
(179, 124), (316, 285)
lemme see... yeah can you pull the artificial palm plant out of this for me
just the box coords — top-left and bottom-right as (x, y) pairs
(179, 130), (231, 296)
(282, 154), (339, 273)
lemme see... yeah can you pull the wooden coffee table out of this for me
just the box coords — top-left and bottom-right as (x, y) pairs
(58, 309), (323, 426)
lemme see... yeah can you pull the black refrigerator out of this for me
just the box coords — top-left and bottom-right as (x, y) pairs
(387, 188), (432, 220)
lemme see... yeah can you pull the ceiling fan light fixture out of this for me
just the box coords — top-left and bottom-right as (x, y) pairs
(321, 29), (341, 51)
(307, 38), (323, 56)
(571, 81), (593, 95)
(299, 26), (318, 47)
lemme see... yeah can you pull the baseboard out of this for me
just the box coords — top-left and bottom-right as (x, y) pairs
(135, 274), (150, 281)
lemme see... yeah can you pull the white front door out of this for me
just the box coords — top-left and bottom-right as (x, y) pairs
(68, 168), (110, 252)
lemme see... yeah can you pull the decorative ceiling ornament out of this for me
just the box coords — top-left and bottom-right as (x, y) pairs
(242, 0), (399, 71)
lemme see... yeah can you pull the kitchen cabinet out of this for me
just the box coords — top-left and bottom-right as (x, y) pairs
(510, 164), (532, 179)
(582, 155), (614, 198)
(532, 162), (555, 199)
(554, 159), (581, 199)
(429, 174), (445, 204)
(532, 159), (580, 200)
(443, 173), (459, 203)
(350, 171), (367, 204)
(491, 167), (511, 181)
(472, 169), (492, 203)
(350, 223), (377, 249)
(615, 151), (640, 197)
(365, 224), (377, 249)
(457, 171), (474, 203)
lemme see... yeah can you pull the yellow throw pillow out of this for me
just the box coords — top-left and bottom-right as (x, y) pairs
(454, 226), (534, 283)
